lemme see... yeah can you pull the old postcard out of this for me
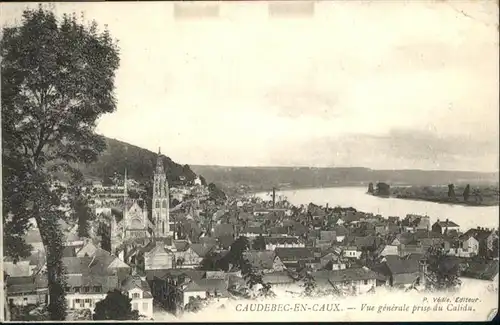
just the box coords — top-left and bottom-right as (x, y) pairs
(1, 0), (498, 322)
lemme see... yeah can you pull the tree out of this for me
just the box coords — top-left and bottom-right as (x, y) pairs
(252, 235), (266, 250)
(447, 184), (456, 200)
(68, 178), (95, 238)
(301, 272), (317, 297)
(240, 256), (276, 298)
(223, 236), (250, 270)
(375, 182), (391, 196)
(463, 184), (471, 202)
(93, 289), (139, 320)
(183, 296), (205, 313)
(425, 245), (462, 291)
(1, 5), (120, 320)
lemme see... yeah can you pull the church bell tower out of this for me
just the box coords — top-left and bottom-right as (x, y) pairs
(152, 148), (170, 237)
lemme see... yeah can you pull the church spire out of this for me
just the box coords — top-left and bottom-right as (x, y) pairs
(155, 149), (164, 175)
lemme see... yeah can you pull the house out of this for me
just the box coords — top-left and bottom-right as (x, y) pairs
(402, 215), (430, 232)
(459, 227), (498, 258)
(76, 241), (99, 258)
(268, 226), (290, 237)
(313, 267), (386, 295)
(241, 226), (267, 238)
(121, 275), (154, 320)
(144, 242), (175, 270)
(398, 244), (424, 257)
(182, 278), (229, 307)
(264, 237), (304, 251)
(242, 250), (286, 273)
(173, 243), (215, 269)
(379, 244), (399, 257)
(332, 226), (349, 242)
(384, 256), (420, 287)
(343, 246), (362, 259)
(455, 234), (480, 258)
(431, 219), (460, 234)
(274, 247), (315, 269)
(320, 231), (336, 242)
(6, 274), (48, 307)
(320, 252), (347, 271)
(262, 271), (298, 292)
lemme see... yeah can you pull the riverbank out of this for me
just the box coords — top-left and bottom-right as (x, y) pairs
(254, 186), (499, 230)
(368, 185), (500, 207)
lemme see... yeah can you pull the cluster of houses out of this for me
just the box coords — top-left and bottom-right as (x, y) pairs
(5, 185), (499, 320)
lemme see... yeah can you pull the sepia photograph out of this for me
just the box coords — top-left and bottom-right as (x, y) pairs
(0, 0), (498, 322)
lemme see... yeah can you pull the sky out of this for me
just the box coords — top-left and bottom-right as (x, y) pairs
(1, 1), (499, 171)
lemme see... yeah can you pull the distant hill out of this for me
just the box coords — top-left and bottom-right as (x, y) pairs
(190, 165), (499, 194)
(74, 137), (198, 186)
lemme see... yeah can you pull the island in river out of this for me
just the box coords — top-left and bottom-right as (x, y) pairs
(367, 182), (500, 207)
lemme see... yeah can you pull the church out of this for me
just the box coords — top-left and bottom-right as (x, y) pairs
(109, 149), (172, 253)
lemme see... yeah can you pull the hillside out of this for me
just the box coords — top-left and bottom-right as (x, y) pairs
(75, 137), (198, 186)
(190, 165), (499, 194)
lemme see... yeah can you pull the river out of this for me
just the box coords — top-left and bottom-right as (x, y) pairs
(256, 187), (499, 231)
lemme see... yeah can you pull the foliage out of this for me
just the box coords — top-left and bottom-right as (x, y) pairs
(463, 184), (471, 202)
(447, 184), (456, 200)
(301, 272), (318, 297)
(208, 182), (227, 203)
(1, 4), (120, 320)
(222, 236), (250, 271)
(93, 289), (140, 320)
(68, 178), (95, 238)
(252, 235), (266, 250)
(183, 296), (206, 313)
(425, 245), (462, 291)
(80, 137), (197, 186)
(375, 182), (391, 196)
(367, 182), (374, 194)
(240, 256), (276, 298)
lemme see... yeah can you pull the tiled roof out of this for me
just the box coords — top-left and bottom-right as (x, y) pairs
(264, 237), (299, 245)
(24, 229), (43, 244)
(385, 257), (419, 275)
(214, 224), (234, 237)
(243, 250), (276, 269)
(326, 267), (386, 283)
(174, 240), (190, 252)
(275, 247), (314, 261)
(262, 271), (295, 284)
(190, 243), (216, 258)
(320, 231), (336, 241)
(184, 278), (227, 293)
(121, 275), (152, 292)
(434, 220), (460, 228)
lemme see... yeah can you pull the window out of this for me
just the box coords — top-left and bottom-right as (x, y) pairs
(84, 299), (92, 306)
(75, 299), (81, 304)
(93, 286), (102, 293)
(155, 201), (160, 208)
(83, 286), (90, 293)
(363, 280), (368, 285)
(142, 302), (149, 311)
(132, 292), (141, 299)
(133, 303), (138, 311)
(162, 200), (167, 208)
(74, 287), (81, 293)
(65, 286), (71, 292)
(80, 299), (85, 308)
